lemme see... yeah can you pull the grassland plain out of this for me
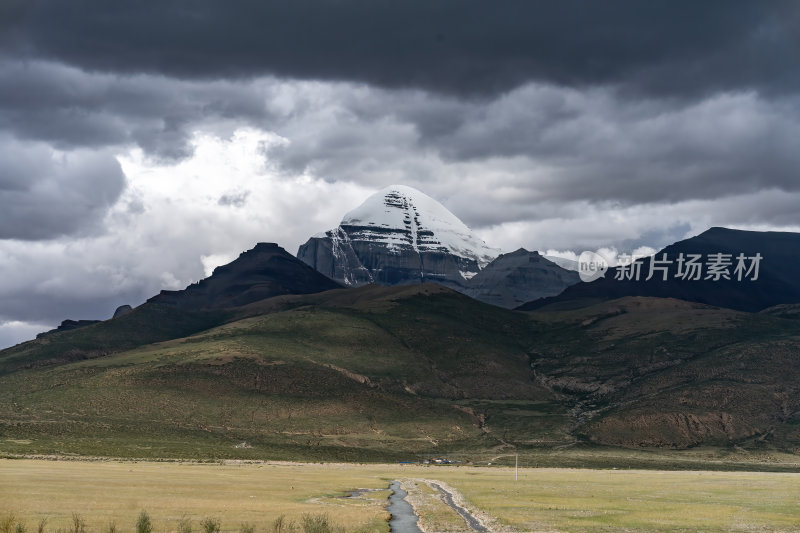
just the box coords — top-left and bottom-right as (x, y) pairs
(3, 459), (800, 532)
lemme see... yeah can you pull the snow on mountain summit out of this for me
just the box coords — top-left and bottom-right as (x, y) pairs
(340, 185), (499, 268)
(297, 185), (581, 304)
(297, 185), (503, 287)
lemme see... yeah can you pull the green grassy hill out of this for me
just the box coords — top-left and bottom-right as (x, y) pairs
(0, 285), (570, 461)
(0, 304), (232, 375)
(526, 297), (800, 450)
(2, 284), (800, 463)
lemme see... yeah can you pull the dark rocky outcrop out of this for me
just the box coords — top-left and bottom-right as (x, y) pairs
(148, 242), (342, 310)
(461, 249), (580, 309)
(520, 227), (800, 312)
(299, 226), (484, 289)
(36, 319), (101, 339)
(35, 244), (341, 340)
(37, 305), (133, 339)
(112, 304), (133, 318)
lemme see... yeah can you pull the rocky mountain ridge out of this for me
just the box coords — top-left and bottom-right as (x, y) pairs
(521, 227), (800, 312)
(298, 185), (500, 289)
(298, 185), (579, 307)
(149, 242), (342, 310)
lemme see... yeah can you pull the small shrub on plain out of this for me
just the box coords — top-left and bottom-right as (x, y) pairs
(177, 516), (192, 533)
(0, 513), (18, 533)
(200, 517), (220, 533)
(271, 515), (296, 533)
(71, 514), (86, 533)
(299, 514), (343, 533)
(135, 511), (152, 533)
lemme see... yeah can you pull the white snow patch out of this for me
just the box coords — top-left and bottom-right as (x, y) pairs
(460, 270), (478, 280)
(339, 185), (500, 266)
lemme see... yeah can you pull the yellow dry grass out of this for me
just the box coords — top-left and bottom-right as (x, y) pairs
(2, 459), (800, 532)
(427, 467), (800, 532)
(0, 460), (393, 532)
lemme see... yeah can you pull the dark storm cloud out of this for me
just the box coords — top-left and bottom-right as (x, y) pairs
(3, 0), (798, 98)
(0, 137), (126, 240)
(259, 84), (800, 223)
(2, 56), (799, 233)
(428, 89), (800, 205)
(3, 0), (800, 350)
(0, 59), (278, 161)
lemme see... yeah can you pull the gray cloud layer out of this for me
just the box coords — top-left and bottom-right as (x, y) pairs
(1, 2), (800, 346)
(4, 57), (799, 227)
(0, 136), (125, 239)
(4, 1), (799, 98)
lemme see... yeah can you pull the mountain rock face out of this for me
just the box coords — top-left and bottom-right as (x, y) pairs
(34, 245), (339, 340)
(297, 185), (499, 289)
(521, 227), (800, 312)
(149, 242), (342, 310)
(463, 249), (580, 309)
(297, 185), (583, 308)
(36, 319), (101, 339)
(112, 305), (133, 318)
(36, 305), (131, 339)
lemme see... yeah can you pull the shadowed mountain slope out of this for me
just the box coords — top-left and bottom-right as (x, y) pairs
(462, 248), (580, 308)
(150, 242), (342, 309)
(521, 227), (800, 312)
(3, 282), (800, 458)
(525, 297), (800, 449)
(0, 285), (572, 460)
(4, 231), (800, 460)
(3, 243), (339, 375)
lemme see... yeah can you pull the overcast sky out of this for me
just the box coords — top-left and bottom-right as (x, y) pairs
(1, 1), (800, 347)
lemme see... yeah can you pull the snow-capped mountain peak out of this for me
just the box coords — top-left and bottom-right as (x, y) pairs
(340, 185), (499, 267)
(297, 184), (500, 287)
